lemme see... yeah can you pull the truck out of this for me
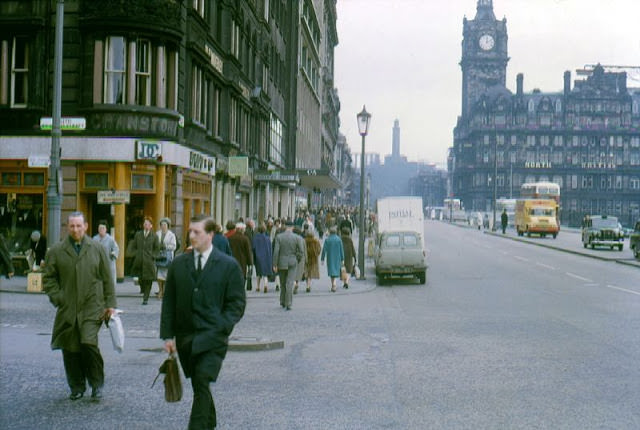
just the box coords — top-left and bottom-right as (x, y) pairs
(515, 199), (559, 238)
(375, 197), (427, 285)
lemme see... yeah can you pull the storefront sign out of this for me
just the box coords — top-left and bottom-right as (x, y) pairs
(91, 113), (178, 136)
(228, 156), (248, 177)
(28, 155), (50, 168)
(40, 116), (86, 131)
(524, 161), (552, 169)
(189, 151), (215, 175)
(205, 44), (223, 74)
(97, 190), (130, 204)
(136, 141), (162, 160)
(581, 162), (615, 169)
(254, 170), (299, 183)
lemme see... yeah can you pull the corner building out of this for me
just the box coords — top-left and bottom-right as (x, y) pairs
(0, 0), (343, 279)
(452, 0), (640, 227)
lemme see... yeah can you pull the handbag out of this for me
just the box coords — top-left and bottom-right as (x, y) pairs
(354, 265), (361, 279)
(340, 265), (348, 282)
(155, 249), (172, 268)
(105, 310), (125, 353)
(152, 353), (182, 402)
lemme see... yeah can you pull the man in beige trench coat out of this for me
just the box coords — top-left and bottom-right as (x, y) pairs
(43, 211), (116, 401)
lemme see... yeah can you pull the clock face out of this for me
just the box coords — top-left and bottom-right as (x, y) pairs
(479, 34), (494, 50)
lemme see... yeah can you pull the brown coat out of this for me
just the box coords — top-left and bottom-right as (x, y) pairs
(43, 236), (116, 350)
(228, 232), (253, 276)
(341, 234), (356, 274)
(304, 235), (321, 279)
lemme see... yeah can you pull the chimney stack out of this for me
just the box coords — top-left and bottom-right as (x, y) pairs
(564, 71), (571, 95)
(516, 73), (523, 96)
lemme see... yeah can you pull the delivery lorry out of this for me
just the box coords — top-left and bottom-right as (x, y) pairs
(375, 197), (427, 284)
(515, 199), (559, 238)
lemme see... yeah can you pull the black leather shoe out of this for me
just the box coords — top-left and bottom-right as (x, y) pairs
(285, 306), (291, 311)
(91, 387), (102, 401)
(69, 391), (84, 401)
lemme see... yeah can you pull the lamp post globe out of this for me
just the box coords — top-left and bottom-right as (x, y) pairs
(356, 106), (370, 280)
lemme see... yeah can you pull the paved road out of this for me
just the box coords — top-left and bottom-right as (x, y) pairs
(1, 223), (639, 429)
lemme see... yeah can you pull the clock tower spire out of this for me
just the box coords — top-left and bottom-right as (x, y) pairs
(460, 0), (509, 118)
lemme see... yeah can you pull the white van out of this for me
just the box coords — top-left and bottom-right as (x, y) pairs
(375, 197), (427, 285)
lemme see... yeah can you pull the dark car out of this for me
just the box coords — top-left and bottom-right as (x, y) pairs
(630, 221), (640, 260)
(581, 215), (624, 251)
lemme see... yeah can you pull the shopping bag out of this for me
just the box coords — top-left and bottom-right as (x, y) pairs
(152, 353), (182, 402)
(354, 265), (361, 279)
(106, 310), (125, 353)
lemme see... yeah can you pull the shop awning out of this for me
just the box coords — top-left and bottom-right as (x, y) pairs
(297, 168), (343, 190)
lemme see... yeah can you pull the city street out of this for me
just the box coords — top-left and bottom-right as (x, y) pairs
(1, 222), (640, 429)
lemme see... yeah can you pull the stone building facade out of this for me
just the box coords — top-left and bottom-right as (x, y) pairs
(452, 0), (640, 227)
(0, 0), (345, 278)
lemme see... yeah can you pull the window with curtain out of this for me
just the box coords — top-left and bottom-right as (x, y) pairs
(104, 36), (126, 104)
(11, 37), (29, 107)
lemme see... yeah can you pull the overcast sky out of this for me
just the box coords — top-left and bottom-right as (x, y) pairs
(334, 0), (640, 167)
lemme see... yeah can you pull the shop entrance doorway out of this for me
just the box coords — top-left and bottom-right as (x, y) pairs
(86, 194), (113, 237)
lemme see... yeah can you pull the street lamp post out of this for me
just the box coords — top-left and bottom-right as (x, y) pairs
(47, 0), (64, 246)
(492, 122), (498, 231)
(356, 106), (371, 280)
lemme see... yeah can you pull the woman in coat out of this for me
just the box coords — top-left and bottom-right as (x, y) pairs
(128, 216), (160, 305)
(340, 227), (356, 289)
(92, 220), (119, 289)
(304, 231), (321, 293)
(155, 217), (176, 298)
(252, 223), (273, 293)
(321, 226), (344, 292)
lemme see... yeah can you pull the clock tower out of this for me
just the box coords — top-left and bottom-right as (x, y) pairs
(460, 0), (509, 118)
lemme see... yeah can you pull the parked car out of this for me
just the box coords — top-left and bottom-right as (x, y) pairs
(375, 231), (427, 284)
(581, 215), (624, 251)
(629, 220), (640, 260)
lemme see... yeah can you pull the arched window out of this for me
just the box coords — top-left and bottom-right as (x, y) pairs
(555, 99), (562, 113)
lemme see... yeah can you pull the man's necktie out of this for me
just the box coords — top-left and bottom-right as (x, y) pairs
(74, 243), (81, 255)
(197, 254), (202, 275)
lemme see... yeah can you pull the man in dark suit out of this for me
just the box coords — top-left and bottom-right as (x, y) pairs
(273, 220), (305, 310)
(160, 215), (246, 430)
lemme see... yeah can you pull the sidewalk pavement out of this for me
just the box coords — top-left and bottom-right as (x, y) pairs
(0, 250), (379, 298)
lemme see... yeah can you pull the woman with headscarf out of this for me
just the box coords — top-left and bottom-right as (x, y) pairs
(92, 220), (119, 288)
(128, 216), (160, 305)
(155, 217), (176, 298)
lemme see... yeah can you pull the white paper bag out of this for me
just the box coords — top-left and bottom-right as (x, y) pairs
(107, 310), (125, 353)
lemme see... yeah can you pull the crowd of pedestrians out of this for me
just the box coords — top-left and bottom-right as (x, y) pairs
(21, 204), (367, 429)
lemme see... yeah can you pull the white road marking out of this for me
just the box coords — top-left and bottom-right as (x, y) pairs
(514, 256), (529, 262)
(535, 262), (556, 270)
(605, 285), (640, 296)
(566, 272), (592, 282)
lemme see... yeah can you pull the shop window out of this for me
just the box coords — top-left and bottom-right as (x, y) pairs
(1, 172), (21, 186)
(131, 173), (154, 190)
(84, 172), (109, 189)
(23, 172), (44, 186)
